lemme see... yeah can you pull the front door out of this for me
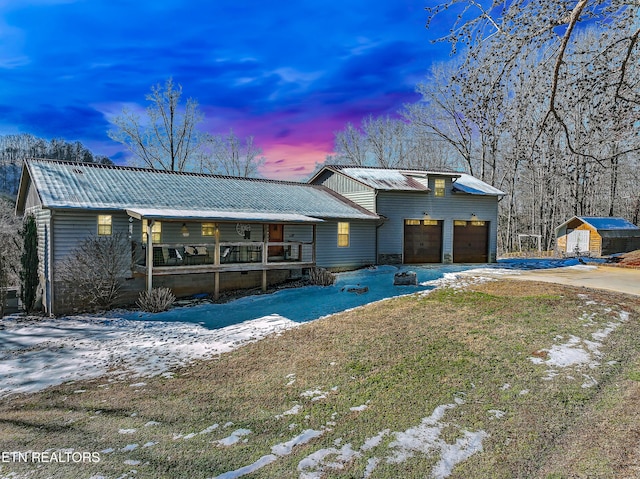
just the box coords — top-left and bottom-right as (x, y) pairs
(268, 224), (284, 258)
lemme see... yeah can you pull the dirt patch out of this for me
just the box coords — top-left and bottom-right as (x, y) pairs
(611, 249), (640, 267)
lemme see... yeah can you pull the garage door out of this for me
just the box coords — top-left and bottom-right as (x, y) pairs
(404, 219), (442, 263)
(453, 220), (489, 263)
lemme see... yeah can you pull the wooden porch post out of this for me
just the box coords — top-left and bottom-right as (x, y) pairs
(146, 219), (154, 293)
(214, 223), (220, 300)
(312, 224), (317, 264)
(262, 224), (268, 291)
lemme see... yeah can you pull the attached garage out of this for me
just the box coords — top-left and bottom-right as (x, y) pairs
(453, 220), (489, 263)
(403, 219), (442, 263)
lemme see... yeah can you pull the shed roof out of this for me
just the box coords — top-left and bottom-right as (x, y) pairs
(17, 159), (379, 222)
(312, 165), (505, 196)
(556, 216), (640, 233)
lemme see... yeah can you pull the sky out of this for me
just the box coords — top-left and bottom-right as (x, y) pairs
(0, 0), (455, 180)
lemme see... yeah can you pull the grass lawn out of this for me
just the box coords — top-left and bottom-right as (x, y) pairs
(2, 278), (640, 478)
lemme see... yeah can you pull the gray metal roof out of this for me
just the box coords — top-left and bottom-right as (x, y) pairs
(316, 165), (504, 196)
(18, 159), (379, 221)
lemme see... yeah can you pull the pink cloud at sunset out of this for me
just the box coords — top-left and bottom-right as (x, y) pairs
(260, 142), (333, 181)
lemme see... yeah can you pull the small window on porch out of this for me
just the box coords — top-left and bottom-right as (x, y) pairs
(202, 222), (216, 236)
(338, 222), (350, 247)
(142, 220), (162, 243)
(434, 179), (446, 197)
(97, 215), (112, 236)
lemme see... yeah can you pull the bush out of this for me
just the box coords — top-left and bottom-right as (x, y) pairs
(20, 214), (39, 313)
(309, 267), (336, 286)
(137, 287), (175, 313)
(56, 232), (131, 311)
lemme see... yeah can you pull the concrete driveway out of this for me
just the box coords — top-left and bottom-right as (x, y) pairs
(495, 265), (640, 297)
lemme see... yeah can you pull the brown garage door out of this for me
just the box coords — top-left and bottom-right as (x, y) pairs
(453, 220), (489, 263)
(404, 219), (442, 263)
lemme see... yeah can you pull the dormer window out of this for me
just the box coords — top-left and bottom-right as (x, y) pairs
(434, 179), (445, 197)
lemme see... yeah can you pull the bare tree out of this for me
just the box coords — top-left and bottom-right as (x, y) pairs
(426, 0), (640, 163)
(0, 134), (111, 195)
(334, 122), (369, 165)
(108, 78), (204, 172)
(56, 233), (132, 312)
(201, 129), (265, 177)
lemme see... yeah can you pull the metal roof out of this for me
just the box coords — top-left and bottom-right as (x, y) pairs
(452, 174), (506, 196)
(315, 165), (504, 195)
(579, 216), (640, 231)
(19, 159), (379, 221)
(126, 208), (322, 223)
(555, 216), (640, 235)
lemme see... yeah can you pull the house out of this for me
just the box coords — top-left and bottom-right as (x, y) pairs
(309, 165), (505, 264)
(555, 216), (640, 257)
(15, 159), (379, 315)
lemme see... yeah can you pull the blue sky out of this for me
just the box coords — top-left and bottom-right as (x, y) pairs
(0, 0), (454, 179)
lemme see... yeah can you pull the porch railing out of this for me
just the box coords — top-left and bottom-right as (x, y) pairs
(134, 241), (314, 268)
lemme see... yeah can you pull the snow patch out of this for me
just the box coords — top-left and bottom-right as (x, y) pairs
(216, 429), (252, 446)
(276, 404), (302, 419)
(0, 314), (298, 398)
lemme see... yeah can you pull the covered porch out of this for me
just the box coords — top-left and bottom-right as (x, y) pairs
(127, 208), (319, 299)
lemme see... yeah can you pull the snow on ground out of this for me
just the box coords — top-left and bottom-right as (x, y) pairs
(0, 314), (297, 398)
(207, 393), (488, 479)
(1, 259), (630, 479)
(0, 259), (595, 399)
(528, 294), (630, 388)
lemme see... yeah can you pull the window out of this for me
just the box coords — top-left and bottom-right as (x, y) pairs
(405, 219), (421, 226)
(337, 222), (350, 247)
(434, 179), (445, 197)
(454, 220), (468, 226)
(142, 219), (162, 243)
(471, 220), (486, 226)
(97, 215), (112, 236)
(422, 219), (438, 226)
(202, 222), (216, 236)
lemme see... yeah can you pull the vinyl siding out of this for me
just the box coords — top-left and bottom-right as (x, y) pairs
(376, 188), (499, 262)
(315, 220), (376, 269)
(24, 181), (42, 210)
(51, 210), (132, 265)
(312, 171), (377, 212)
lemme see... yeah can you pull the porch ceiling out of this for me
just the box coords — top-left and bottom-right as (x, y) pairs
(125, 207), (324, 223)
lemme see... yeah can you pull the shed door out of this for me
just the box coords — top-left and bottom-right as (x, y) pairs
(566, 229), (590, 254)
(453, 221), (489, 263)
(404, 220), (442, 263)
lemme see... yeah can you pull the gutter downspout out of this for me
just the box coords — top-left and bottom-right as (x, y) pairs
(146, 220), (153, 293)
